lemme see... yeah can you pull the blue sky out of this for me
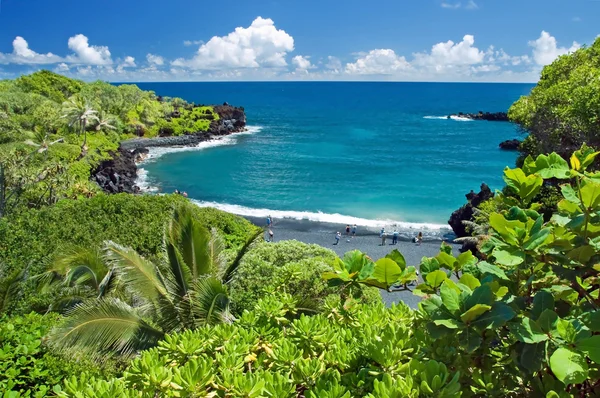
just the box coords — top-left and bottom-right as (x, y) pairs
(0, 0), (598, 82)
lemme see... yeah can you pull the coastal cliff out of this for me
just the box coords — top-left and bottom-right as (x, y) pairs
(93, 104), (247, 193)
(449, 111), (509, 121)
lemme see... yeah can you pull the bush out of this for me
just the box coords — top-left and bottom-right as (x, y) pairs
(0, 313), (110, 396)
(228, 240), (381, 314)
(0, 194), (259, 314)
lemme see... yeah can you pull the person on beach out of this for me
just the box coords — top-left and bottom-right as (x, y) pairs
(345, 225), (351, 237)
(352, 224), (357, 237)
(268, 229), (274, 242)
(267, 215), (272, 228)
(392, 229), (399, 245)
(182, 191), (188, 198)
(335, 231), (341, 245)
(416, 232), (423, 246)
(380, 228), (386, 246)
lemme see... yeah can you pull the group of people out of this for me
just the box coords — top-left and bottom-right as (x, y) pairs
(335, 224), (358, 245)
(173, 189), (188, 198)
(334, 225), (423, 246)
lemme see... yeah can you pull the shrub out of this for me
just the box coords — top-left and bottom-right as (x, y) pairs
(0, 313), (110, 396)
(229, 240), (381, 314)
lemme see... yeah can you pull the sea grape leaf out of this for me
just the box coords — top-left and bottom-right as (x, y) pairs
(557, 319), (577, 344)
(524, 153), (570, 179)
(358, 260), (375, 280)
(493, 248), (525, 266)
(435, 252), (456, 270)
(433, 318), (462, 329)
(511, 317), (549, 344)
(414, 283), (436, 297)
(465, 284), (494, 310)
(582, 311), (600, 332)
(460, 304), (492, 324)
(420, 296), (443, 314)
(458, 274), (481, 291)
(489, 213), (522, 245)
(567, 245), (595, 263)
(342, 250), (371, 274)
(367, 258), (403, 290)
(456, 251), (477, 269)
(457, 329), (482, 353)
(385, 249), (406, 270)
(576, 336), (600, 364)
(561, 185), (581, 205)
(520, 342), (547, 373)
(470, 302), (515, 330)
(523, 228), (551, 251)
(440, 281), (461, 313)
(580, 181), (600, 209)
(420, 257), (440, 277)
(426, 270), (447, 288)
(477, 262), (509, 280)
(537, 309), (559, 334)
(503, 167), (543, 203)
(550, 348), (588, 385)
(531, 291), (555, 320)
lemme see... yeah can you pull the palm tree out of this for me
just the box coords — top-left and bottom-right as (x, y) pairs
(94, 110), (117, 132)
(48, 204), (261, 360)
(24, 127), (64, 160)
(61, 96), (98, 155)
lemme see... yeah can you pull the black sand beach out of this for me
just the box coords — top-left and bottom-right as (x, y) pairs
(245, 216), (460, 309)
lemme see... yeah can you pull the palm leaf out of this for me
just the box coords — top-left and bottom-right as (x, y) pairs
(190, 277), (232, 327)
(48, 297), (164, 360)
(208, 228), (226, 274)
(97, 268), (119, 299)
(53, 245), (108, 290)
(168, 205), (212, 280)
(104, 241), (168, 302)
(0, 266), (28, 313)
(222, 229), (263, 284)
(165, 240), (190, 299)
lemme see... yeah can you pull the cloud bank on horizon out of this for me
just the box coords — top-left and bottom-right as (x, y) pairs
(0, 16), (587, 83)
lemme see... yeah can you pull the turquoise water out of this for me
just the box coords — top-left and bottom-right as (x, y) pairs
(135, 82), (533, 230)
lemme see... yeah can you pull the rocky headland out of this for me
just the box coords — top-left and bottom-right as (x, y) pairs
(448, 111), (509, 121)
(93, 104), (246, 193)
(448, 183), (494, 238)
(499, 139), (521, 150)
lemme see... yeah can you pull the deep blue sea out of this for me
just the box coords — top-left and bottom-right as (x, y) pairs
(134, 82), (534, 231)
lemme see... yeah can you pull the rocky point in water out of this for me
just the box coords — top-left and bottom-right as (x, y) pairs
(448, 183), (494, 239)
(92, 104), (246, 194)
(499, 139), (521, 150)
(449, 111), (509, 121)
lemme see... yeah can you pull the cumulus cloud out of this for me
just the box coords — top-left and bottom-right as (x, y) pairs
(441, 1), (478, 10)
(413, 35), (485, 69)
(66, 34), (112, 65)
(55, 63), (70, 72)
(292, 55), (312, 71)
(172, 17), (294, 69)
(121, 56), (136, 67)
(346, 49), (411, 75)
(146, 53), (164, 66)
(441, 2), (461, 9)
(529, 31), (580, 66)
(0, 36), (63, 64)
(183, 40), (204, 46)
(325, 56), (342, 71)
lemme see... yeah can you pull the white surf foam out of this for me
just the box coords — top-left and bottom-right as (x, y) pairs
(423, 115), (473, 122)
(190, 199), (449, 232)
(135, 167), (159, 193)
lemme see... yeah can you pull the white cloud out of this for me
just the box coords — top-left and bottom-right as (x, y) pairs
(529, 31), (580, 66)
(292, 55), (312, 71)
(471, 64), (500, 73)
(54, 63), (70, 72)
(122, 56), (136, 67)
(346, 49), (411, 75)
(183, 40), (204, 47)
(172, 17), (294, 69)
(0, 36), (63, 64)
(441, 2), (461, 9)
(326, 56), (342, 70)
(146, 53), (164, 66)
(413, 35), (485, 68)
(66, 34), (112, 65)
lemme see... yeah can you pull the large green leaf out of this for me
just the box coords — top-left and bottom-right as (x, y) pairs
(190, 277), (231, 327)
(458, 274), (481, 291)
(537, 309), (559, 334)
(561, 185), (581, 205)
(511, 317), (549, 344)
(489, 213), (522, 245)
(503, 167), (543, 203)
(464, 284), (494, 310)
(580, 181), (600, 209)
(470, 302), (515, 329)
(456, 251), (477, 269)
(531, 291), (555, 320)
(385, 249), (406, 270)
(549, 348), (588, 385)
(366, 258), (402, 290)
(457, 328), (482, 353)
(426, 270), (447, 288)
(582, 311), (600, 332)
(493, 248), (525, 266)
(523, 153), (570, 179)
(520, 342), (547, 373)
(440, 281), (460, 313)
(557, 319), (577, 344)
(433, 318), (462, 329)
(523, 228), (551, 251)
(460, 304), (492, 323)
(576, 335), (600, 364)
(477, 261), (509, 280)
(435, 252), (456, 270)
(342, 250), (372, 275)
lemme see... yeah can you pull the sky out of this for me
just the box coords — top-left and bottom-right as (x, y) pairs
(0, 0), (598, 82)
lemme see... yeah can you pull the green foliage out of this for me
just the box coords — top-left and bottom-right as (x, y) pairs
(508, 37), (600, 159)
(56, 294), (462, 397)
(15, 70), (83, 103)
(0, 313), (109, 396)
(0, 194), (258, 314)
(229, 240), (380, 314)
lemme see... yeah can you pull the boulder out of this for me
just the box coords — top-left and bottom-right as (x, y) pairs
(448, 183), (494, 238)
(499, 139), (521, 150)
(92, 148), (139, 194)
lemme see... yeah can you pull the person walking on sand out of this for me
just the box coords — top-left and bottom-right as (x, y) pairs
(352, 224), (357, 238)
(335, 231), (341, 245)
(267, 215), (272, 228)
(392, 229), (399, 245)
(416, 232), (423, 246)
(345, 225), (351, 237)
(268, 229), (274, 242)
(380, 228), (386, 246)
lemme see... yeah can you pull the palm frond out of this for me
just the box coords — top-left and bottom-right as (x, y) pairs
(48, 297), (164, 361)
(208, 228), (226, 274)
(103, 241), (168, 302)
(53, 245), (108, 286)
(165, 240), (190, 298)
(0, 266), (28, 313)
(97, 268), (118, 299)
(190, 277), (232, 327)
(168, 205), (213, 280)
(222, 229), (263, 284)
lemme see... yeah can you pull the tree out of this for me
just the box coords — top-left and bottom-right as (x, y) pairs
(48, 204), (261, 359)
(24, 127), (64, 159)
(61, 95), (98, 155)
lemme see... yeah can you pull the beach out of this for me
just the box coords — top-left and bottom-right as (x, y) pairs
(245, 216), (460, 309)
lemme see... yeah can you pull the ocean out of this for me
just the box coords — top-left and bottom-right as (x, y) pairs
(133, 82), (534, 233)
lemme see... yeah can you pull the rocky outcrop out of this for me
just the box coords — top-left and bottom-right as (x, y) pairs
(499, 139), (521, 150)
(448, 183), (494, 238)
(120, 133), (214, 150)
(210, 104), (246, 135)
(93, 148), (141, 194)
(449, 112), (509, 122)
